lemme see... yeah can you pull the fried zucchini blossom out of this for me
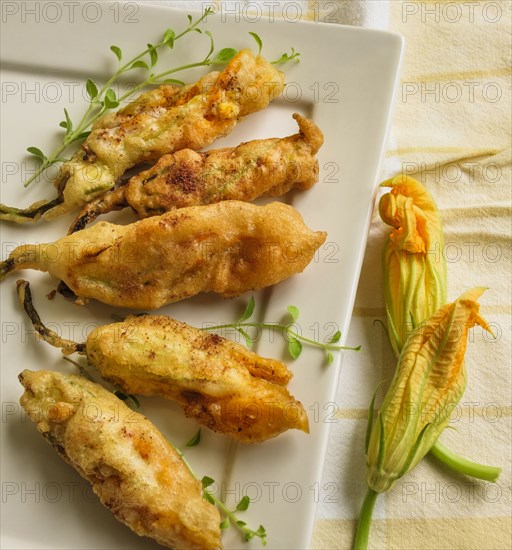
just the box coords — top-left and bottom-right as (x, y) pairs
(379, 175), (447, 356)
(68, 113), (323, 234)
(0, 201), (326, 309)
(354, 289), (494, 549)
(16, 280), (309, 443)
(19, 369), (222, 550)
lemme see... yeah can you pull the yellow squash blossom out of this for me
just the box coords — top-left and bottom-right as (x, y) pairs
(366, 288), (491, 493)
(354, 289), (493, 550)
(354, 176), (500, 550)
(379, 175), (447, 356)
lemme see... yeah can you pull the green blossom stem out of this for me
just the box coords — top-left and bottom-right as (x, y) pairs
(353, 488), (378, 550)
(430, 440), (501, 482)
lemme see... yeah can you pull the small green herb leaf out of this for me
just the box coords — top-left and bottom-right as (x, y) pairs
(85, 78), (99, 101)
(104, 99), (119, 110)
(287, 305), (299, 323)
(26, 147), (48, 164)
(329, 330), (341, 344)
(110, 45), (122, 61)
(220, 517), (230, 529)
(76, 131), (91, 141)
(326, 351), (334, 365)
(201, 476), (215, 489)
(104, 88), (119, 109)
(163, 28), (175, 47)
(147, 43), (158, 67)
(62, 108), (73, 134)
(288, 336), (302, 359)
(239, 295), (255, 322)
(130, 59), (149, 71)
(272, 47), (300, 65)
(59, 108), (73, 133)
(237, 327), (253, 349)
(256, 525), (267, 541)
(236, 495), (250, 512)
(186, 428), (201, 447)
(212, 47), (238, 64)
(249, 32), (263, 55)
(158, 78), (185, 86)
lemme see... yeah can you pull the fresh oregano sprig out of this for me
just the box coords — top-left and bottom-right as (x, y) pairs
(202, 479), (267, 544)
(23, 8), (229, 188)
(249, 31), (300, 64)
(171, 432), (267, 545)
(272, 47), (300, 65)
(202, 296), (360, 364)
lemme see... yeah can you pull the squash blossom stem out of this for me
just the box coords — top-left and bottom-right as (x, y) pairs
(429, 440), (501, 482)
(353, 488), (378, 550)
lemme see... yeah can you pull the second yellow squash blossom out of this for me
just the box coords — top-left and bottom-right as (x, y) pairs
(366, 287), (492, 493)
(379, 175), (447, 356)
(354, 289), (494, 549)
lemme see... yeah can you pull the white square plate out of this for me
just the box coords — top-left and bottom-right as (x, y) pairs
(0, 3), (403, 549)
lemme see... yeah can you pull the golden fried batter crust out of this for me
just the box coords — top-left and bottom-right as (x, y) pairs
(55, 50), (284, 215)
(1, 50), (284, 222)
(3, 201), (326, 309)
(86, 315), (309, 442)
(16, 280), (308, 442)
(19, 370), (221, 550)
(69, 113), (323, 232)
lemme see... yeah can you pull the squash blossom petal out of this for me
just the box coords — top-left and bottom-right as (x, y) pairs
(366, 288), (492, 493)
(379, 175), (447, 356)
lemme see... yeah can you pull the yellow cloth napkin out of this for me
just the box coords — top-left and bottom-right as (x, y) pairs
(313, 1), (511, 549)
